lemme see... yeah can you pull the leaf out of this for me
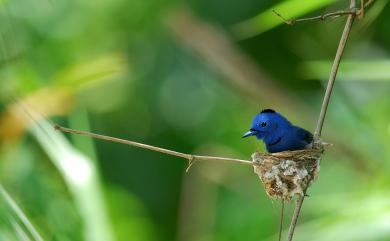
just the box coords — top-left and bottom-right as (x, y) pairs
(54, 53), (128, 91)
(22, 110), (115, 241)
(301, 60), (390, 81)
(264, 193), (390, 241)
(0, 185), (45, 241)
(0, 87), (73, 143)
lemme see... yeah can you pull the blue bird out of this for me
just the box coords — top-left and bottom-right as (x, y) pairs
(242, 109), (313, 153)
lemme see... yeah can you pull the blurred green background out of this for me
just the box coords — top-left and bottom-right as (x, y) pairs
(0, 0), (389, 240)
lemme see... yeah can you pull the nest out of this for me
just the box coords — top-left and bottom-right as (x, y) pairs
(252, 148), (322, 201)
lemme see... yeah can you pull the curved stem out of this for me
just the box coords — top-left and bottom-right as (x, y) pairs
(286, 1), (357, 241)
(54, 125), (253, 166)
(313, 1), (356, 140)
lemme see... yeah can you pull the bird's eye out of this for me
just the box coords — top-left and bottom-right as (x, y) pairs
(260, 122), (267, 127)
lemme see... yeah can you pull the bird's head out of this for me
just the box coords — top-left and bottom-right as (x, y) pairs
(242, 109), (291, 140)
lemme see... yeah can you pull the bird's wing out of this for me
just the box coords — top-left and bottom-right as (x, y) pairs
(295, 127), (313, 144)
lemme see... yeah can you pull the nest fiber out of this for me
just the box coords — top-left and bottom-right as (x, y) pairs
(252, 149), (322, 200)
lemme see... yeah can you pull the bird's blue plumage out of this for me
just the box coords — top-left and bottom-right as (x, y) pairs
(243, 109), (313, 153)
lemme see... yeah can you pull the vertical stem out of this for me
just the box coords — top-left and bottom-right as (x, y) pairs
(313, 1), (357, 140)
(278, 200), (285, 241)
(286, 1), (357, 241)
(285, 194), (305, 241)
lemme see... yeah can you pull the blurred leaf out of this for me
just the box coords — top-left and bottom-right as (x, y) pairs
(293, 194), (390, 241)
(54, 53), (128, 91)
(23, 112), (115, 241)
(232, 0), (337, 39)
(106, 186), (158, 241)
(263, 193), (390, 241)
(301, 60), (390, 81)
(0, 87), (73, 143)
(11, 217), (33, 241)
(0, 185), (45, 241)
(0, 53), (129, 143)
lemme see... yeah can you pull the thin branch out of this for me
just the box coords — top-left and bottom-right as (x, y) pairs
(313, 2), (356, 140)
(356, 0), (376, 17)
(273, 0), (375, 26)
(53, 125), (253, 167)
(272, 9), (356, 25)
(286, 1), (357, 241)
(278, 200), (284, 241)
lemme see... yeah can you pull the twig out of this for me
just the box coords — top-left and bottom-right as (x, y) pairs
(356, 0), (376, 17)
(359, 0), (365, 18)
(278, 200), (284, 241)
(53, 125), (253, 168)
(273, 0), (374, 25)
(272, 9), (356, 25)
(286, 1), (357, 241)
(313, 2), (356, 140)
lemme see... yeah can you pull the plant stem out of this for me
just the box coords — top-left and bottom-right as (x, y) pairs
(54, 125), (253, 167)
(313, 2), (357, 140)
(286, 1), (357, 241)
(272, 9), (355, 25)
(273, 0), (373, 25)
(278, 200), (285, 241)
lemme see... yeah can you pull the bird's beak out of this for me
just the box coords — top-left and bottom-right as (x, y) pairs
(242, 129), (258, 138)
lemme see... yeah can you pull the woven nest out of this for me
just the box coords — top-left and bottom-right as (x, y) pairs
(252, 148), (322, 201)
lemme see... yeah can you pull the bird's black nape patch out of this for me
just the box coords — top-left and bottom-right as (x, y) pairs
(260, 109), (275, 114)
